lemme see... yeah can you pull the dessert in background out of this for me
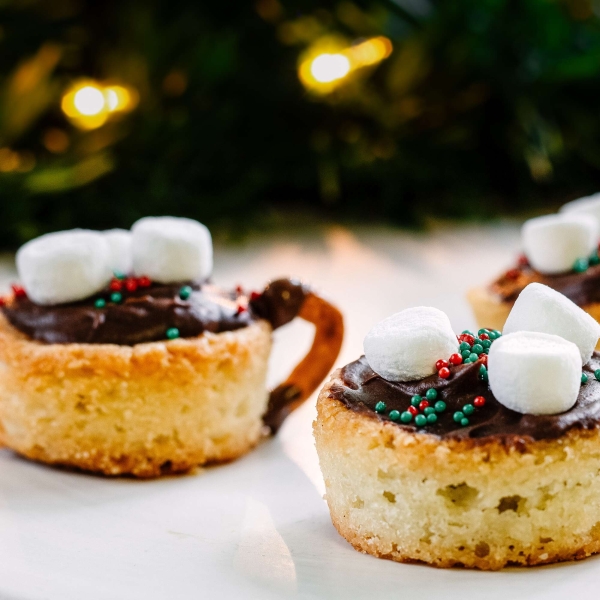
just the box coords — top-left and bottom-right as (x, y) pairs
(468, 193), (600, 332)
(315, 285), (600, 569)
(0, 217), (343, 477)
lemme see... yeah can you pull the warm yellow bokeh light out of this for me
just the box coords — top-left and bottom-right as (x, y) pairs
(299, 36), (393, 93)
(73, 85), (105, 116)
(62, 80), (137, 129)
(310, 53), (351, 83)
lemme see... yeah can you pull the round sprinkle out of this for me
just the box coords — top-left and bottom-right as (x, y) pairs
(419, 400), (430, 411)
(479, 365), (488, 381)
(453, 411), (465, 423)
(375, 401), (386, 413)
(463, 358), (473, 364)
(489, 330), (500, 340)
(400, 411), (413, 423)
(482, 339), (491, 348)
(460, 417), (470, 427)
(469, 353), (479, 362)
(434, 400), (447, 413)
(414, 414), (427, 427)
(411, 395), (422, 407)
(463, 403), (475, 416)
(590, 252), (600, 266)
(425, 388), (438, 401)
(113, 271), (126, 280)
(179, 285), (193, 300)
(472, 344), (484, 354)
(436, 359), (449, 370)
(424, 406), (435, 416)
(94, 298), (106, 308)
(408, 405), (418, 416)
(459, 342), (471, 352)
(166, 327), (180, 340)
(449, 353), (463, 365)
(573, 257), (589, 273)
(109, 279), (123, 292)
(438, 367), (451, 379)
(389, 410), (401, 421)
(110, 292), (122, 303)
(484, 348), (490, 355)
(474, 396), (486, 408)
(426, 413), (438, 424)
(582, 373), (589, 384)
(461, 349), (471, 359)
(462, 329), (474, 335)
(478, 328), (488, 336)
(479, 333), (490, 341)
(595, 369), (600, 382)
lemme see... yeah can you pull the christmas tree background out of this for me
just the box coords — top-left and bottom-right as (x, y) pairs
(1, 0), (600, 247)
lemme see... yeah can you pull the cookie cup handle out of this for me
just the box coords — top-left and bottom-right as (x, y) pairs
(263, 292), (344, 433)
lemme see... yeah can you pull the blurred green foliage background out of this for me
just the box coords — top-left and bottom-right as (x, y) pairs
(1, 0), (600, 247)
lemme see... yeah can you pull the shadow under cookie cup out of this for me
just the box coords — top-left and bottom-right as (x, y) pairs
(314, 370), (600, 570)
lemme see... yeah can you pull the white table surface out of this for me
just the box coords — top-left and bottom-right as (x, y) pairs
(0, 222), (598, 599)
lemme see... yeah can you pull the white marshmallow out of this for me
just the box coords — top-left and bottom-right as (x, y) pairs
(103, 229), (132, 275)
(522, 213), (598, 274)
(560, 192), (600, 228)
(364, 307), (458, 382)
(488, 331), (581, 415)
(16, 229), (112, 305)
(131, 216), (213, 283)
(503, 283), (600, 364)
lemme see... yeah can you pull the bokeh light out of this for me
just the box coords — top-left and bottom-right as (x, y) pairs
(310, 54), (351, 83)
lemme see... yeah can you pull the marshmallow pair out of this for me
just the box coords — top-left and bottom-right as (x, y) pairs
(16, 217), (213, 305)
(490, 283), (600, 415)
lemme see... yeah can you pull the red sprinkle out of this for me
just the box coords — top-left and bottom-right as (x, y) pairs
(11, 284), (26, 298)
(449, 353), (462, 365)
(0, 296), (6, 307)
(408, 406), (418, 416)
(435, 359), (449, 370)
(237, 304), (247, 314)
(249, 291), (261, 301)
(479, 333), (490, 340)
(478, 355), (488, 366)
(474, 396), (486, 408)
(138, 276), (152, 288)
(125, 278), (138, 292)
(505, 268), (520, 280)
(419, 400), (430, 411)
(438, 367), (451, 379)
(109, 279), (123, 292)
(459, 333), (475, 346)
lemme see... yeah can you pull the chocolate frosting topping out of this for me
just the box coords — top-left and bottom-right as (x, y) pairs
(491, 264), (600, 306)
(330, 355), (600, 443)
(2, 277), (308, 345)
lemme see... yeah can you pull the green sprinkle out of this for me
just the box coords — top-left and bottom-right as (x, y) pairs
(414, 414), (427, 427)
(434, 400), (447, 413)
(453, 411), (465, 423)
(484, 348), (490, 355)
(493, 330), (502, 338)
(424, 406), (435, 416)
(113, 271), (126, 280)
(375, 401), (386, 413)
(400, 411), (413, 423)
(389, 410), (400, 421)
(582, 373), (589, 384)
(94, 298), (106, 308)
(425, 388), (438, 401)
(595, 369), (600, 381)
(469, 353), (479, 362)
(479, 365), (488, 381)
(411, 395), (422, 407)
(462, 330), (474, 335)
(426, 413), (438, 424)
(461, 349), (471, 359)
(472, 344), (484, 354)
(463, 358), (473, 364)
(179, 285), (193, 300)
(463, 403), (475, 415)
(482, 339), (491, 348)
(590, 252), (600, 266)
(478, 328), (489, 337)
(110, 292), (122, 303)
(459, 342), (471, 352)
(166, 327), (180, 340)
(489, 330), (500, 340)
(573, 257), (589, 273)
(460, 417), (470, 427)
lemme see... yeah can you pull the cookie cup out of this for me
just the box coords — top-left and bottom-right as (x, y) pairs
(0, 315), (271, 477)
(314, 372), (600, 570)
